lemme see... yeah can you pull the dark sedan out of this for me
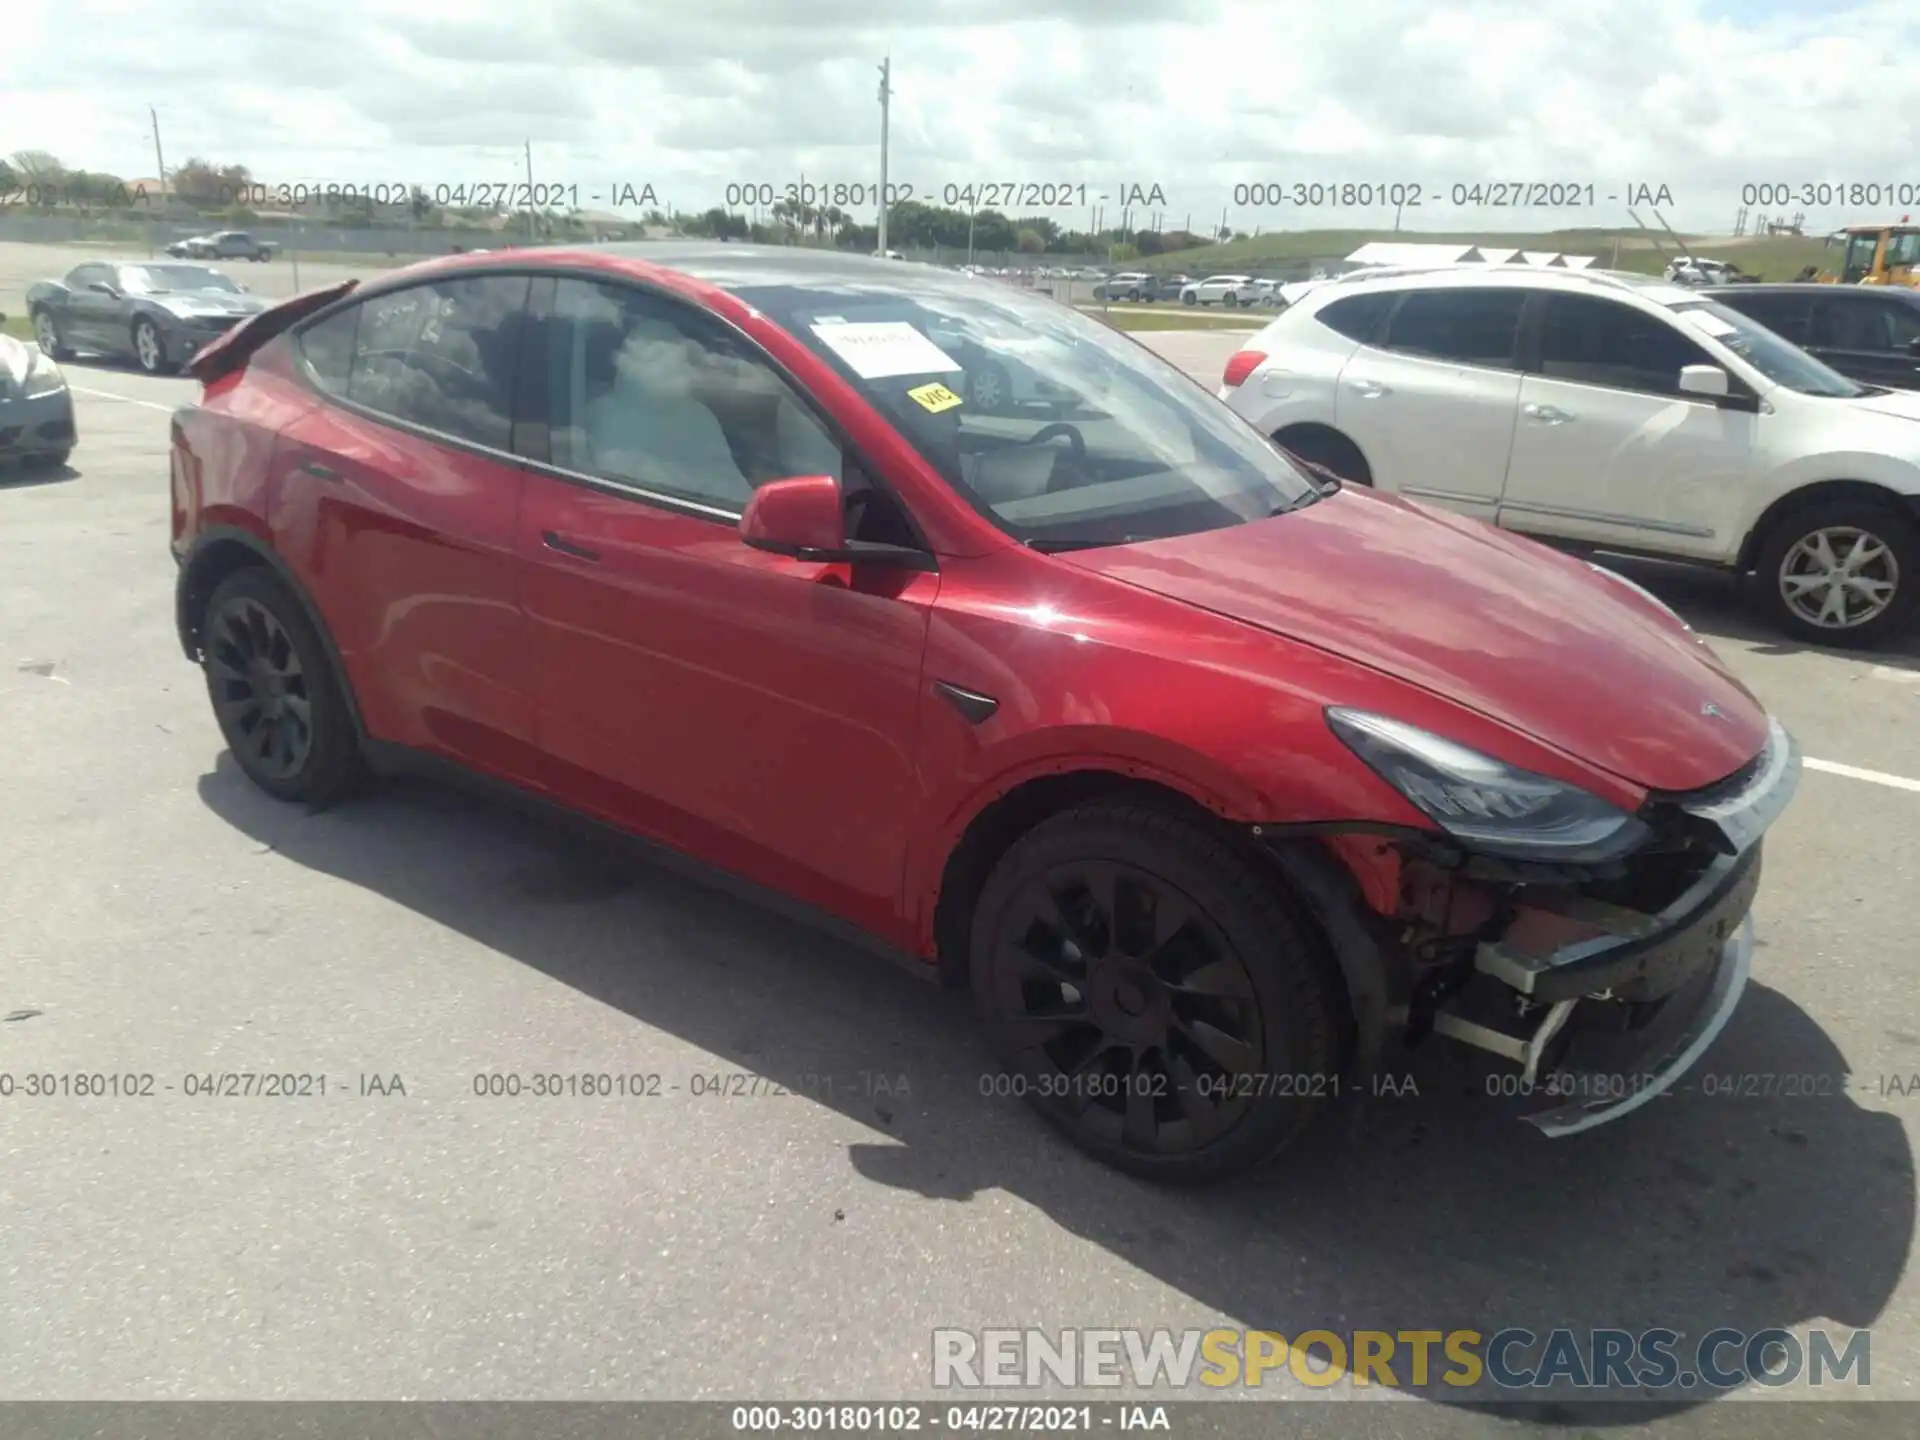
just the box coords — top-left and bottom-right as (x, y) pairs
(26, 262), (268, 375)
(1712, 284), (1920, 391)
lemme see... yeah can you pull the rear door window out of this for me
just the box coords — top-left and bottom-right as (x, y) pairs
(1811, 297), (1920, 352)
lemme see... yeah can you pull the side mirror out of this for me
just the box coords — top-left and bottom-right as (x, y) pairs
(87, 281), (119, 297)
(740, 475), (935, 570)
(1909, 336), (1920, 357)
(1677, 364), (1730, 398)
(740, 474), (844, 556)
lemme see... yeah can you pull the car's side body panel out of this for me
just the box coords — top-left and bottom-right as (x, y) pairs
(517, 469), (942, 948)
(269, 392), (539, 786)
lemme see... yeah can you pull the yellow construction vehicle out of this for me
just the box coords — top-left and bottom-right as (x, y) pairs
(1809, 221), (1920, 286)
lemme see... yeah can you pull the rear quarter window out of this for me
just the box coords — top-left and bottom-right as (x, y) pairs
(1315, 292), (1394, 342)
(297, 306), (359, 394)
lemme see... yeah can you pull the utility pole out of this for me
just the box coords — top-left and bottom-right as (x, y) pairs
(525, 139), (536, 244)
(148, 104), (168, 254)
(876, 56), (892, 254)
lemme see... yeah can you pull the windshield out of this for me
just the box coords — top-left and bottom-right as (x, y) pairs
(1670, 298), (1866, 398)
(737, 279), (1318, 548)
(120, 265), (242, 295)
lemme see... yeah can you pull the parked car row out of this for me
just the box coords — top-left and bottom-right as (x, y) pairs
(167, 242), (1801, 1185)
(1221, 265), (1920, 644)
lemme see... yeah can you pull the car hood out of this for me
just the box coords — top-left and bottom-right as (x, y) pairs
(153, 292), (268, 319)
(1846, 387), (1920, 423)
(0, 333), (42, 385)
(1060, 489), (1768, 794)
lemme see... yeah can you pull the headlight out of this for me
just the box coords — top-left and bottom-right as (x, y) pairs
(1587, 562), (1691, 631)
(21, 353), (66, 397)
(1326, 708), (1649, 864)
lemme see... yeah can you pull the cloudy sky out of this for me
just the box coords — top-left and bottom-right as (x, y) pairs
(4, 0), (1916, 234)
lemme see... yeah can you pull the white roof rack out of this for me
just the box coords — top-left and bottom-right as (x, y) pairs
(1279, 262), (1644, 306)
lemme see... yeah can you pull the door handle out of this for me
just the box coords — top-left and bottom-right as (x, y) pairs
(1522, 403), (1574, 424)
(298, 460), (341, 481)
(1347, 379), (1391, 398)
(542, 531), (601, 562)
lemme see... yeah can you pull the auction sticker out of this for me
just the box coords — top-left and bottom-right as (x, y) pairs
(906, 381), (964, 413)
(810, 321), (963, 379)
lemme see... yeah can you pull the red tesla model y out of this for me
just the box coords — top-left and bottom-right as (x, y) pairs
(170, 244), (1799, 1181)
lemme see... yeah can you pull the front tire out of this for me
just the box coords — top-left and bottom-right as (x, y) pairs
(1755, 499), (1918, 646)
(200, 567), (364, 804)
(132, 317), (171, 375)
(969, 802), (1344, 1183)
(32, 309), (73, 361)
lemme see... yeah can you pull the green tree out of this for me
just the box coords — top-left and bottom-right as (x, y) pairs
(1015, 228), (1046, 254)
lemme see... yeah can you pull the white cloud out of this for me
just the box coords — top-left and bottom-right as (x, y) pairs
(3, 0), (1916, 231)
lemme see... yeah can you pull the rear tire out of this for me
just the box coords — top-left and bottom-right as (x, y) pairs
(1274, 427), (1372, 486)
(1754, 498), (1918, 647)
(969, 802), (1344, 1184)
(200, 567), (365, 804)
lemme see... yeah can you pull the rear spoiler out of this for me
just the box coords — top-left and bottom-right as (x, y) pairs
(186, 278), (359, 383)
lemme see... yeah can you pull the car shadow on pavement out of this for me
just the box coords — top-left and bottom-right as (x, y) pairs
(1599, 554), (1920, 669)
(0, 459), (77, 488)
(197, 758), (1914, 1420)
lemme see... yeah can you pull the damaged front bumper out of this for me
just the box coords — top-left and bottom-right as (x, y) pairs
(1424, 716), (1800, 1136)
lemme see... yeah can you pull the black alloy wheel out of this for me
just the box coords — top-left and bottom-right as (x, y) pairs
(207, 592), (314, 781)
(200, 568), (363, 803)
(970, 802), (1342, 1182)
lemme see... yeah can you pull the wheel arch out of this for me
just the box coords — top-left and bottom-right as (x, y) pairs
(1737, 478), (1920, 573)
(1271, 420), (1374, 484)
(176, 526), (368, 740)
(925, 766), (1372, 1061)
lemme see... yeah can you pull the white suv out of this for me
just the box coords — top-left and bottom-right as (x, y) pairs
(1180, 275), (1256, 307)
(1220, 267), (1920, 643)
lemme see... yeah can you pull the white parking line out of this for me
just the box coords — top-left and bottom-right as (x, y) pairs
(68, 385), (178, 414)
(1806, 757), (1920, 794)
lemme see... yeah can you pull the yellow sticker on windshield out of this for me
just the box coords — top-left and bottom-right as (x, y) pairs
(906, 381), (964, 414)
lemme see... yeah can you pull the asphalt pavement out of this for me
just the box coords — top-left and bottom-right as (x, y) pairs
(2, 295), (1918, 1433)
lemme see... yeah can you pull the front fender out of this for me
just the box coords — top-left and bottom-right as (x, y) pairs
(902, 729), (1269, 959)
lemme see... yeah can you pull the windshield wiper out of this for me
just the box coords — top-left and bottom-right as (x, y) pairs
(1027, 536), (1148, 552)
